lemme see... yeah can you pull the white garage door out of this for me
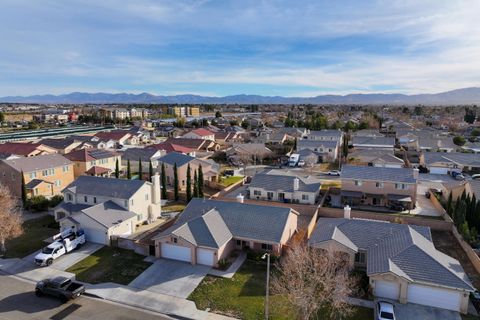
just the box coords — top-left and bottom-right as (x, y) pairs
(430, 167), (448, 174)
(161, 243), (192, 263)
(197, 248), (214, 266)
(374, 280), (400, 300)
(84, 228), (107, 244)
(407, 284), (462, 311)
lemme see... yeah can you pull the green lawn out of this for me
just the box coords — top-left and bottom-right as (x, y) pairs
(66, 246), (152, 285)
(219, 176), (244, 187)
(3, 215), (59, 258)
(189, 260), (373, 320)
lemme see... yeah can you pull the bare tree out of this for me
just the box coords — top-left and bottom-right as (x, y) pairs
(271, 243), (357, 320)
(0, 184), (23, 254)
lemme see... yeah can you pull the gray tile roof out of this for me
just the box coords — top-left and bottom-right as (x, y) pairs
(418, 137), (456, 150)
(297, 139), (338, 150)
(25, 179), (52, 189)
(308, 130), (343, 138)
(121, 147), (160, 162)
(63, 175), (147, 199)
(158, 152), (195, 167)
(348, 149), (404, 164)
(423, 153), (480, 167)
(155, 198), (296, 248)
(54, 201), (91, 214)
(309, 218), (474, 291)
(38, 138), (79, 149)
(352, 136), (395, 147)
(249, 173), (320, 193)
(2, 154), (72, 173)
(468, 180), (480, 199)
(341, 165), (416, 183)
(79, 200), (136, 228)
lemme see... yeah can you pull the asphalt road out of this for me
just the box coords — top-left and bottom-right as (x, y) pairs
(0, 273), (169, 320)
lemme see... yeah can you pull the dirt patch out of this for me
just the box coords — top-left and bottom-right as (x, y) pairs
(432, 230), (480, 289)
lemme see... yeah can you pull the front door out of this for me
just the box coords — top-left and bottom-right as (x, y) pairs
(149, 245), (155, 256)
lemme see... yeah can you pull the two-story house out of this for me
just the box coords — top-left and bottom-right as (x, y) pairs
(0, 154), (74, 198)
(181, 128), (216, 141)
(65, 148), (121, 178)
(297, 139), (339, 163)
(54, 175), (162, 245)
(247, 173), (321, 204)
(121, 147), (163, 171)
(339, 165), (418, 210)
(306, 129), (343, 142)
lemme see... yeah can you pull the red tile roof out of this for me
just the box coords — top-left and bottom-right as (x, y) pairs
(0, 143), (44, 156)
(190, 128), (214, 137)
(148, 142), (193, 154)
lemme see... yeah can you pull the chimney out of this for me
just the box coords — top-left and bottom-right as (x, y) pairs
(152, 173), (161, 204)
(413, 168), (419, 180)
(236, 194), (244, 203)
(293, 177), (300, 191)
(344, 205), (351, 219)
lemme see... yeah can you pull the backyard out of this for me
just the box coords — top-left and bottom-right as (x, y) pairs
(219, 176), (244, 187)
(66, 246), (152, 285)
(189, 260), (373, 320)
(3, 215), (59, 258)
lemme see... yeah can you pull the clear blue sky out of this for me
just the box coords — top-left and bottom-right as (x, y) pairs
(1, 0), (479, 97)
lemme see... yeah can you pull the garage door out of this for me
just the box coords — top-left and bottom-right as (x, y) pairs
(161, 243), (192, 263)
(84, 228), (107, 244)
(374, 280), (400, 300)
(197, 248), (214, 266)
(430, 167), (448, 174)
(407, 284), (462, 311)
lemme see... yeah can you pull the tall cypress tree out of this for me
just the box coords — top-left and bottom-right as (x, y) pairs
(193, 170), (199, 198)
(127, 159), (132, 179)
(446, 192), (453, 216)
(21, 171), (27, 207)
(161, 163), (167, 199)
(115, 158), (120, 178)
(138, 158), (143, 180)
(173, 162), (179, 201)
(186, 164), (192, 201)
(149, 160), (153, 181)
(198, 164), (204, 198)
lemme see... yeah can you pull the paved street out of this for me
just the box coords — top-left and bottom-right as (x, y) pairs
(0, 273), (169, 320)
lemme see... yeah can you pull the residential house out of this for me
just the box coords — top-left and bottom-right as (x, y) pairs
(148, 141), (196, 156)
(213, 131), (239, 147)
(152, 198), (298, 266)
(418, 137), (456, 153)
(297, 139), (339, 163)
(338, 165), (418, 209)
(247, 173), (320, 204)
(65, 149), (121, 178)
(348, 149), (404, 168)
(306, 129), (343, 142)
(38, 138), (84, 154)
(55, 175), (162, 245)
(351, 136), (395, 151)
(278, 127), (307, 139)
(422, 153), (480, 174)
(0, 154), (74, 198)
(121, 147), (163, 170)
(0, 142), (57, 157)
(309, 217), (474, 313)
(226, 143), (273, 163)
(95, 130), (136, 146)
(164, 137), (219, 152)
(157, 152), (220, 190)
(352, 129), (385, 138)
(182, 128), (215, 141)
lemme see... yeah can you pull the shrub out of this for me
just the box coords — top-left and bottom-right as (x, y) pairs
(26, 195), (50, 212)
(49, 195), (64, 207)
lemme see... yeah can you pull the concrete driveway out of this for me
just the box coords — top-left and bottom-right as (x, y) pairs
(128, 259), (210, 299)
(393, 302), (461, 320)
(21, 242), (103, 271)
(409, 182), (443, 217)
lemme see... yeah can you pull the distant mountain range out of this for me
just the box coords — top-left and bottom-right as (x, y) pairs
(1, 87), (480, 105)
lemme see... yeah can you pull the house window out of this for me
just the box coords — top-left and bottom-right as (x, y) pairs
(354, 180), (362, 186)
(302, 194), (309, 200)
(63, 166), (69, 172)
(182, 180), (185, 186)
(131, 199), (134, 205)
(54, 180), (61, 187)
(267, 192), (274, 199)
(236, 240), (241, 246)
(145, 194), (149, 201)
(11, 173), (15, 181)
(29, 172), (37, 179)
(261, 243), (273, 250)
(376, 182), (384, 188)
(34, 188), (39, 195)
(355, 252), (366, 264)
(67, 193), (72, 201)
(84, 196), (88, 203)
(253, 190), (261, 196)
(395, 183), (408, 190)
(173, 237), (178, 244)
(93, 197), (97, 204)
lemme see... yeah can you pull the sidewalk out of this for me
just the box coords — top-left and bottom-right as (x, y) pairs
(0, 257), (235, 320)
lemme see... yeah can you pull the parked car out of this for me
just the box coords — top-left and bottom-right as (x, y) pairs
(377, 301), (396, 320)
(389, 204), (405, 212)
(326, 170), (341, 176)
(297, 160), (305, 167)
(35, 277), (85, 303)
(35, 228), (85, 266)
(472, 174), (480, 180)
(223, 169), (234, 177)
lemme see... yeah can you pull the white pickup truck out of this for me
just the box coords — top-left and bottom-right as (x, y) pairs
(35, 228), (86, 267)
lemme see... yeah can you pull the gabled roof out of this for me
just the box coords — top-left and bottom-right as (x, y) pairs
(308, 130), (343, 138)
(25, 179), (53, 189)
(158, 152), (195, 167)
(309, 218), (474, 291)
(0, 143), (46, 156)
(85, 166), (111, 175)
(1, 154), (72, 173)
(348, 149), (404, 165)
(65, 148), (117, 162)
(341, 165), (416, 183)
(38, 138), (80, 150)
(423, 153), (480, 167)
(155, 199), (297, 248)
(148, 142), (194, 154)
(121, 147), (161, 162)
(164, 137), (211, 150)
(352, 136), (395, 147)
(249, 173), (321, 193)
(95, 130), (131, 142)
(79, 200), (136, 228)
(63, 175), (147, 199)
(189, 128), (214, 137)
(297, 139), (338, 149)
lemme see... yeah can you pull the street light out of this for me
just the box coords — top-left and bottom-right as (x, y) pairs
(262, 253), (270, 320)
